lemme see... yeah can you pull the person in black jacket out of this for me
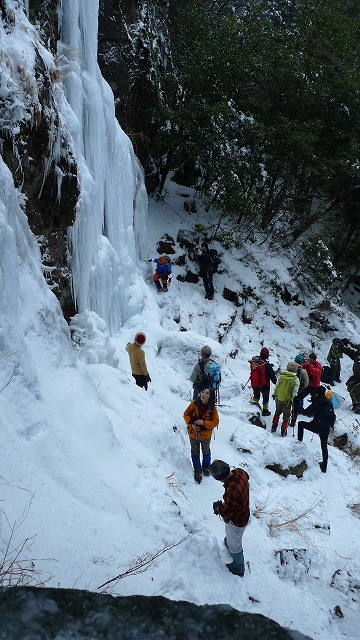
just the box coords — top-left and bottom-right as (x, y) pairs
(196, 242), (215, 300)
(297, 386), (335, 473)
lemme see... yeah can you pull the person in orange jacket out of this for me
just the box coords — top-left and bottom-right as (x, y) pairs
(183, 387), (219, 484)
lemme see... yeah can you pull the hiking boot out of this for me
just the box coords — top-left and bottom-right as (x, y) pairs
(202, 467), (210, 476)
(226, 563), (244, 577)
(207, 295), (214, 300)
(205, 293), (209, 299)
(262, 409), (271, 416)
(251, 398), (260, 406)
(194, 470), (202, 484)
(319, 462), (326, 473)
(271, 424), (277, 433)
(281, 428), (287, 437)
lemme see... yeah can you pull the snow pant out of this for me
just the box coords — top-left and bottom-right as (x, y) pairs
(153, 271), (168, 290)
(273, 398), (292, 422)
(252, 385), (270, 406)
(202, 270), (214, 297)
(301, 386), (320, 402)
(329, 361), (341, 384)
(290, 395), (304, 427)
(190, 436), (211, 471)
(225, 521), (246, 576)
(297, 421), (330, 472)
(347, 377), (360, 413)
(132, 374), (148, 391)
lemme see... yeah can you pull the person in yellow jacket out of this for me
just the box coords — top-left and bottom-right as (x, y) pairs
(125, 332), (151, 390)
(183, 387), (219, 483)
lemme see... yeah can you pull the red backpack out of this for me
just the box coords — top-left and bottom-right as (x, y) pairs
(249, 356), (266, 387)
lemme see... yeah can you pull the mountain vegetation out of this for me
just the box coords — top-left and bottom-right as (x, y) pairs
(151, 0), (360, 287)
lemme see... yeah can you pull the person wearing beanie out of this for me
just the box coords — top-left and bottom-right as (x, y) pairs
(210, 460), (250, 577)
(190, 345), (213, 400)
(183, 388), (219, 483)
(297, 386), (336, 473)
(144, 256), (172, 292)
(289, 356), (309, 429)
(125, 333), (151, 390)
(271, 362), (300, 436)
(326, 338), (349, 386)
(301, 353), (323, 401)
(249, 346), (277, 416)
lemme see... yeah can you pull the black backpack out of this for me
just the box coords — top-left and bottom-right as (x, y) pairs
(208, 249), (221, 273)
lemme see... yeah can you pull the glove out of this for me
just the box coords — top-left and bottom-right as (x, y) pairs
(213, 500), (222, 515)
(146, 374), (151, 383)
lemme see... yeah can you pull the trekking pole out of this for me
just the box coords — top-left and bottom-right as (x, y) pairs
(291, 404), (295, 437)
(242, 375), (251, 391)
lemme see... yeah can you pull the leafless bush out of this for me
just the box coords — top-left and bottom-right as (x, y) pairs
(254, 490), (325, 542)
(98, 531), (194, 593)
(0, 480), (54, 587)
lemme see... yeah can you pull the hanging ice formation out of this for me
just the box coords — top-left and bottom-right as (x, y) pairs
(58, 0), (148, 333)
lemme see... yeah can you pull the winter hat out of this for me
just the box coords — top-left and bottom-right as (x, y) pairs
(158, 256), (167, 264)
(341, 338), (349, 345)
(316, 386), (326, 397)
(286, 361), (299, 373)
(309, 353), (317, 360)
(209, 460), (230, 481)
(260, 347), (270, 359)
(134, 332), (146, 346)
(295, 354), (305, 364)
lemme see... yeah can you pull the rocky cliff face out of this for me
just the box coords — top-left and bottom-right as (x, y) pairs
(97, 0), (188, 190)
(0, 587), (313, 640)
(1, 0), (78, 319)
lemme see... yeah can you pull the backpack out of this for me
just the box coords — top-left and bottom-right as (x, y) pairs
(208, 249), (221, 273)
(275, 372), (297, 404)
(249, 356), (266, 388)
(203, 360), (221, 403)
(156, 256), (172, 277)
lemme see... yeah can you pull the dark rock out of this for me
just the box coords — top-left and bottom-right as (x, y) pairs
(280, 286), (292, 304)
(275, 320), (285, 329)
(184, 199), (197, 213)
(334, 605), (344, 618)
(156, 235), (176, 255)
(332, 433), (348, 450)
(249, 413), (266, 429)
(0, 587), (313, 640)
(177, 229), (200, 249)
(177, 271), (199, 284)
(173, 254), (186, 266)
(223, 287), (241, 307)
(266, 461), (308, 479)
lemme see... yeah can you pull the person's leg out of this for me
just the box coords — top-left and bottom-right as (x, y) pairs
(190, 437), (202, 482)
(261, 386), (271, 415)
(271, 399), (282, 432)
(329, 362), (338, 385)
(200, 438), (211, 474)
(335, 361), (341, 383)
(297, 420), (305, 441)
(202, 274), (211, 297)
(319, 432), (329, 472)
(153, 272), (162, 291)
(309, 387), (319, 401)
(251, 386), (261, 405)
(132, 374), (148, 390)
(225, 521), (245, 576)
(208, 272), (214, 297)
(281, 402), (292, 436)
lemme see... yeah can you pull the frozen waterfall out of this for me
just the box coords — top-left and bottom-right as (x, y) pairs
(59, 0), (148, 333)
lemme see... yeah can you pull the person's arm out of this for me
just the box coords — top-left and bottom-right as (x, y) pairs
(190, 363), (200, 384)
(201, 406), (219, 431)
(291, 377), (300, 400)
(138, 350), (149, 376)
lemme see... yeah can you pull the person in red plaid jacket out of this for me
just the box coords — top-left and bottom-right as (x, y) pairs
(210, 460), (250, 577)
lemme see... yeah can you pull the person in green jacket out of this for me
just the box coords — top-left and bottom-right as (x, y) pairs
(327, 338), (349, 385)
(271, 362), (300, 437)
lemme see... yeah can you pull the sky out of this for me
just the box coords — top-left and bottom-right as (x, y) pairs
(1, 2), (360, 640)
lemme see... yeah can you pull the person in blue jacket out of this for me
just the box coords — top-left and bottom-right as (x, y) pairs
(297, 386), (336, 473)
(145, 256), (172, 292)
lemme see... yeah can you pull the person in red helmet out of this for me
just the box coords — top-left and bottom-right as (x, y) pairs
(125, 332), (151, 390)
(249, 346), (277, 416)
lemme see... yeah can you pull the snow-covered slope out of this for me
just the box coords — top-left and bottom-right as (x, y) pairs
(0, 3), (359, 640)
